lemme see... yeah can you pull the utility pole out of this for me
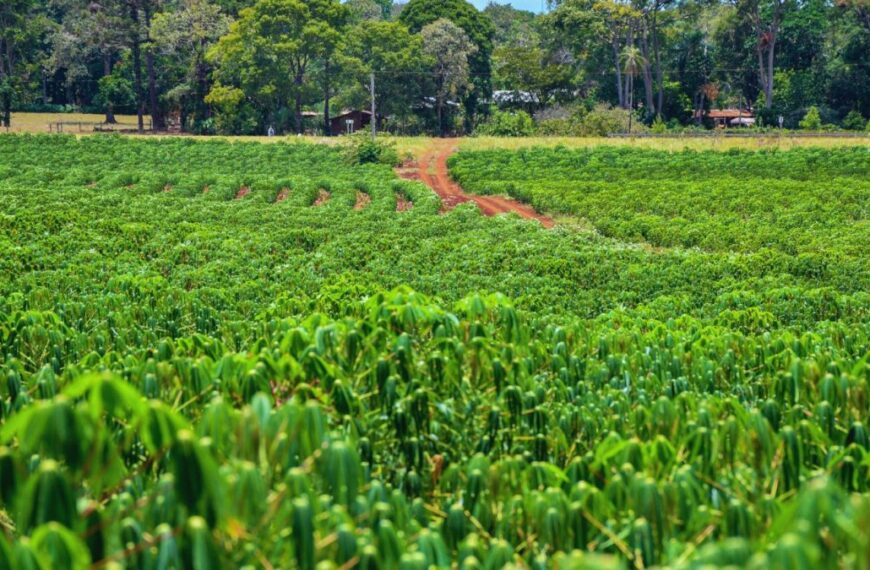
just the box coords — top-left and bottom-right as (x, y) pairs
(370, 72), (376, 140)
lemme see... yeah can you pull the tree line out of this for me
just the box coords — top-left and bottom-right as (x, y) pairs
(1, 0), (869, 135)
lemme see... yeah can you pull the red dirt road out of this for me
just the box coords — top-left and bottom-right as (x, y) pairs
(396, 139), (554, 228)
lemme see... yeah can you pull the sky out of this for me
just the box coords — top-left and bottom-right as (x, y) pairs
(469, 0), (547, 13)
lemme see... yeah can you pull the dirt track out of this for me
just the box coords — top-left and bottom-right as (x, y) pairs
(396, 139), (554, 228)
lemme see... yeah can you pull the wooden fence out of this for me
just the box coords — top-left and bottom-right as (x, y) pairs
(49, 119), (152, 133)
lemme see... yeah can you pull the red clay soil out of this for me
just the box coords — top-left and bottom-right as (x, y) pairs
(354, 191), (371, 210)
(397, 139), (554, 228)
(313, 189), (331, 206)
(275, 187), (290, 203)
(395, 194), (413, 212)
(235, 186), (251, 200)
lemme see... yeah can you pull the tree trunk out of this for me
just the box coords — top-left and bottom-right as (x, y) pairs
(146, 51), (162, 129)
(612, 42), (624, 108)
(194, 39), (209, 128)
(294, 73), (303, 134)
(144, 8), (164, 130)
(764, 35), (776, 108)
(0, 38), (12, 127)
(640, 33), (655, 115)
(756, 45), (768, 109)
(652, 16), (664, 116)
(1, 93), (10, 129)
(437, 95), (444, 138)
(130, 4), (145, 133)
(103, 55), (116, 124)
(323, 60), (331, 136)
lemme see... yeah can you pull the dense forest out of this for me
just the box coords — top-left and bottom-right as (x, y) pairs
(1, 0), (869, 134)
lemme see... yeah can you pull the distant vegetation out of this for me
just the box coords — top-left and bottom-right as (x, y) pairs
(2, 0), (870, 135)
(449, 145), (870, 255)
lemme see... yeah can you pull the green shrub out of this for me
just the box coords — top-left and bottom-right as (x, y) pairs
(841, 110), (866, 131)
(799, 106), (822, 130)
(203, 85), (259, 135)
(476, 110), (535, 137)
(344, 134), (399, 166)
(577, 104), (644, 136)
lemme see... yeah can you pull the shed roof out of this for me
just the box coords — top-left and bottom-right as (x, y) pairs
(331, 109), (372, 121)
(696, 108), (754, 119)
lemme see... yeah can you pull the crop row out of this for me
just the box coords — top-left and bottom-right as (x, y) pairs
(448, 147), (870, 256)
(2, 289), (869, 568)
(0, 135), (868, 568)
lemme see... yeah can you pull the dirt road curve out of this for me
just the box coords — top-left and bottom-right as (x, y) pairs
(396, 139), (554, 228)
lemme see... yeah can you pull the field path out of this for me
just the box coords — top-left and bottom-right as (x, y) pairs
(397, 139), (554, 228)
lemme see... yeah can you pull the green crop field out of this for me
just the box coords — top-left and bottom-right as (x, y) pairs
(0, 135), (869, 569)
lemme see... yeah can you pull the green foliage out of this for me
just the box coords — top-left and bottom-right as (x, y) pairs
(94, 74), (134, 112)
(341, 22), (426, 123)
(475, 110), (535, 137)
(534, 104), (643, 136)
(204, 84), (259, 134)
(580, 104), (642, 136)
(841, 109), (866, 130)
(0, 135), (868, 568)
(651, 114), (668, 133)
(450, 146), (870, 257)
(344, 134), (400, 165)
(492, 47), (574, 105)
(207, 0), (349, 134)
(399, 0), (496, 127)
(799, 105), (823, 130)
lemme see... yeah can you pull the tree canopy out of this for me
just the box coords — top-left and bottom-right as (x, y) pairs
(1, 0), (868, 133)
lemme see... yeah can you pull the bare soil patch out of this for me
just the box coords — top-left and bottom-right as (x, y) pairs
(396, 194), (413, 212)
(397, 140), (554, 228)
(354, 192), (371, 210)
(275, 187), (290, 202)
(313, 189), (331, 207)
(235, 186), (251, 200)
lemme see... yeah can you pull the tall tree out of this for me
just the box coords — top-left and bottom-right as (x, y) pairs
(634, 0), (675, 116)
(50, 0), (127, 122)
(0, 0), (48, 127)
(549, 0), (639, 109)
(151, 0), (231, 131)
(209, 0), (347, 134)
(484, 2), (541, 48)
(737, 0), (793, 108)
(342, 20), (426, 131)
(421, 18), (477, 137)
(346, 0), (384, 23)
(492, 46), (574, 107)
(400, 0), (495, 131)
(621, 44), (644, 128)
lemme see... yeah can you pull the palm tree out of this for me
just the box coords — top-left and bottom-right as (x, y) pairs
(620, 46), (645, 133)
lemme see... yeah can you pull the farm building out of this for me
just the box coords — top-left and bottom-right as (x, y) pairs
(694, 108), (756, 127)
(330, 109), (372, 135)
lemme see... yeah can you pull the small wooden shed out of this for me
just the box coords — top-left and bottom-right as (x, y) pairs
(694, 108), (755, 127)
(330, 110), (372, 136)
